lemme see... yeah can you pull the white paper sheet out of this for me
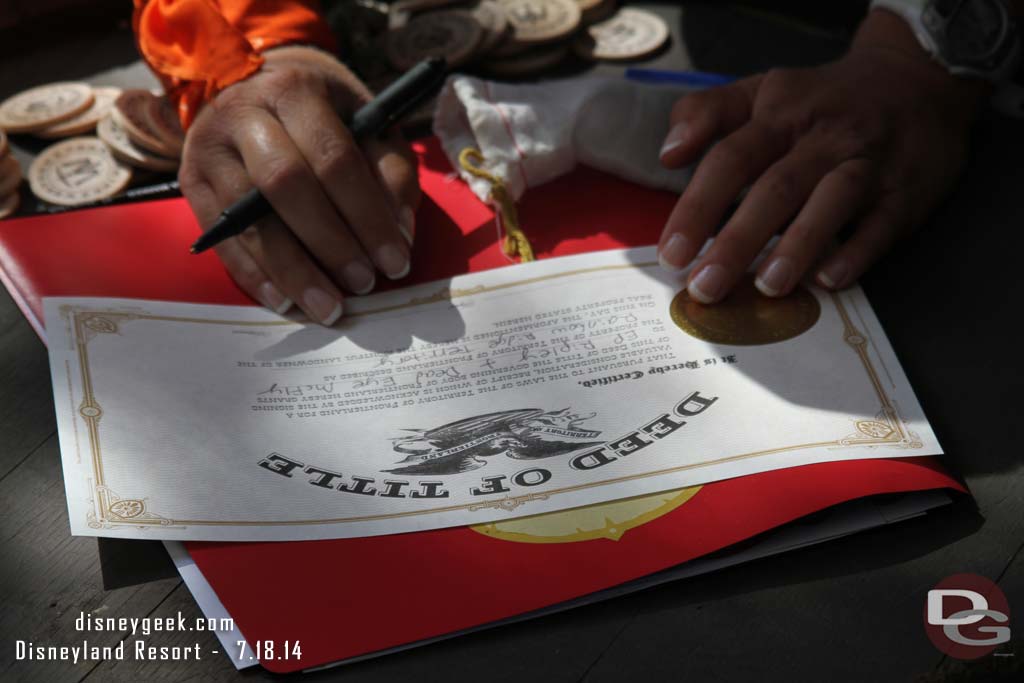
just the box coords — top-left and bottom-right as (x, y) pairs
(45, 246), (941, 541)
(162, 541), (255, 670)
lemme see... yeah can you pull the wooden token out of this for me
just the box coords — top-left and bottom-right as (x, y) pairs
(387, 10), (485, 70)
(97, 115), (179, 173)
(573, 8), (668, 61)
(484, 41), (570, 76)
(0, 191), (19, 220)
(471, 1), (511, 54)
(36, 86), (122, 139)
(0, 82), (94, 134)
(114, 90), (179, 158)
(498, 0), (580, 45)
(28, 136), (132, 206)
(143, 96), (185, 157)
(0, 155), (22, 196)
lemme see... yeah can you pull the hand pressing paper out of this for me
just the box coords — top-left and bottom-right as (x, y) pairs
(45, 246), (940, 541)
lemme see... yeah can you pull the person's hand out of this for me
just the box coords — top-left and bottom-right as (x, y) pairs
(657, 9), (986, 303)
(178, 45), (419, 325)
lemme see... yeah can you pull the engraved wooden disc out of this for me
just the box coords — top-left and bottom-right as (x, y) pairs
(499, 0), (581, 45)
(387, 10), (485, 70)
(472, 0), (511, 53)
(0, 82), (94, 133)
(669, 274), (821, 345)
(573, 8), (668, 61)
(97, 115), (179, 173)
(114, 90), (179, 158)
(36, 86), (122, 139)
(143, 95), (185, 156)
(28, 136), (131, 206)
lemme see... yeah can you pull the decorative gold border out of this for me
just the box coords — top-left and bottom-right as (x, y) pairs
(61, 262), (922, 531)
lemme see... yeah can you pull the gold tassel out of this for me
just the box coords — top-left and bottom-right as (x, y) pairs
(458, 147), (535, 263)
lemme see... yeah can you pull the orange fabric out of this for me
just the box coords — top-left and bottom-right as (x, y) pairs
(132, 0), (336, 128)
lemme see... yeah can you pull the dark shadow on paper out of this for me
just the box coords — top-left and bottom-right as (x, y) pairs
(251, 293), (468, 362)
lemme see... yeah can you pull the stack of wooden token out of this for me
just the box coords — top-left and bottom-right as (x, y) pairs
(0, 82), (96, 136)
(386, 7), (486, 71)
(0, 129), (21, 219)
(0, 82), (108, 215)
(0, 81), (124, 141)
(34, 86), (122, 139)
(381, 1), (668, 79)
(385, 0), (587, 75)
(99, 90), (183, 173)
(0, 82), (185, 207)
(482, 0), (581, 75)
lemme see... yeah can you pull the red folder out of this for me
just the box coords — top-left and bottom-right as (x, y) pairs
(0, 138), (964, 673)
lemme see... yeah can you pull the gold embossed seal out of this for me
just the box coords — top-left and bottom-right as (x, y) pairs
(471, 486), (702, 543)
(669, 275), (821, 345)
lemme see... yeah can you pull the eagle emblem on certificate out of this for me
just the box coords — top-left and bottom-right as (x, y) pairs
(386, 408), (604, 475)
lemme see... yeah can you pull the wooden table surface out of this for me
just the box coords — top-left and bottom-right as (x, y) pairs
(1, 3), (1021, 681)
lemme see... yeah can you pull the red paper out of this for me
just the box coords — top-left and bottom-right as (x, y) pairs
(188, 457), (959, 672)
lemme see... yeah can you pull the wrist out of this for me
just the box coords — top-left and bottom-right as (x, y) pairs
(261, 45), (373, 107)
(853, 9), (990, 112)
(263, 44), (340, 67)
(854, 8), (933, 63)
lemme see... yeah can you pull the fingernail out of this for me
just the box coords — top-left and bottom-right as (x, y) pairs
(376, 243), (410, 280)
(817, 260), (849, 289)
(755, 257), (794, 297)
(258, 281), (292, 315)
(660, 122), (688, 159)
(344, 261), (376, 295)
(688, 264), (728, 303)
(399, 206), (415, 246)
(658, 233), (691, 272)
(303, 287), (343, 326)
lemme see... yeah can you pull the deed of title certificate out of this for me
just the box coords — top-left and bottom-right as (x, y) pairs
(45, 246), (941, 541)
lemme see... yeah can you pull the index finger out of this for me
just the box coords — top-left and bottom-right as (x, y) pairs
(276, 94), (412, 281)
(657, 121), (789, 273)
(661, 75), (761, 168)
